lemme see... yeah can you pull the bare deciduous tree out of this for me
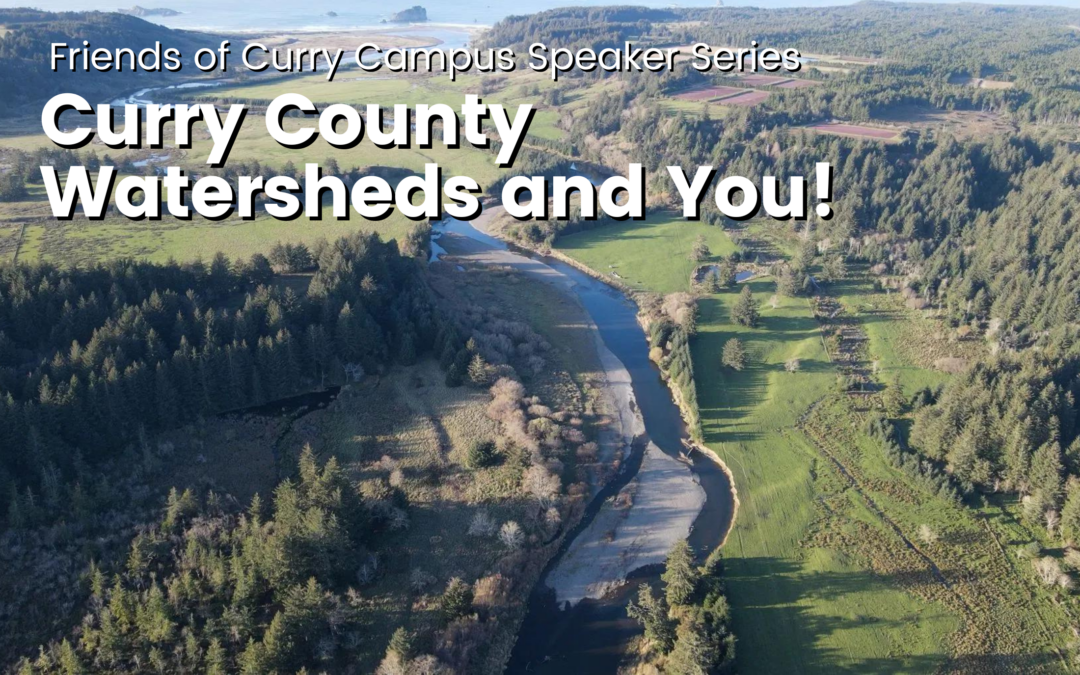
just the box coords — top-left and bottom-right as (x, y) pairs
(468, 510), (497, 538)
(499, 521), (524, 550)
(1047, 509), (1061, 537)
(1034, 556), (1063, 586)
(523, 464), (561, 505)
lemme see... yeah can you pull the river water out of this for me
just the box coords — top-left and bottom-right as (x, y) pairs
(432, 216), (735, 673)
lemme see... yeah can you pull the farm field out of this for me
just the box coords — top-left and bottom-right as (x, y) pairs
(720, 90), (771, 106)
(776, 78), (820, 89)
(738, 74), (792, 86)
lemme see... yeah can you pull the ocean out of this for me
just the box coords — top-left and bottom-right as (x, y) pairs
(9, 0), (720, 33)
(10, 0), (1080, 33)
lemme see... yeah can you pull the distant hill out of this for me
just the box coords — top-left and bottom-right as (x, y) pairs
(0, 8), (215, 119)
(117, 5), (182, 17)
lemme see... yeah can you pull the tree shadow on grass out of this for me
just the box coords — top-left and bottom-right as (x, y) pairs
(723, 556), (1037, 674)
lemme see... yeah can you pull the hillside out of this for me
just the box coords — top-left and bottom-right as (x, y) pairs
(0, 8), (217, 118)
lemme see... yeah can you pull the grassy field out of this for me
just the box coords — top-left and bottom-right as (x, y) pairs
(12, 207), (417, 266)
(207, 70), (568, 142)
(694, 280), (959, 674)
(557, 220), (965, 673)
(556, 214), (1075, 672)
(556, 211), (739, 293)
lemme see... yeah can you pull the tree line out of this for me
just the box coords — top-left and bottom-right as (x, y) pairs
(0, 230), (470, 530)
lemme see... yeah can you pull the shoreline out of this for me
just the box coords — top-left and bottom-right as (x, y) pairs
(495, 235), (743, 551)
(460, 208), (710, 604)
(186, 22), (489, 38)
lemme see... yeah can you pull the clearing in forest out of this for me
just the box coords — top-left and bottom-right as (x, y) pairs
(672, 85), (746, 101)
(948, 75), (1015, 90)
(806, 122), (902, 140)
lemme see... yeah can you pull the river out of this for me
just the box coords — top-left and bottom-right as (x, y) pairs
(113, 79), (736, 673)
(432, 215), (735, 673)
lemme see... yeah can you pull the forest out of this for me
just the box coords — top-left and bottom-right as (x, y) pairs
(0, 230), (451, 529)
(3, 1), (1080, 672)
(0, 9), (213, 118)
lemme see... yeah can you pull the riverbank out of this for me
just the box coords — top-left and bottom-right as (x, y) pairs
(544, 439), (705, 605)
(471, 210), (741, 552)
(436, 206), (717, 591)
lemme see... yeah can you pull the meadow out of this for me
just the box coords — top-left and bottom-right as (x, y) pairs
(555, 211), (738, 293)
(206, 70), (569, 142)
(688, 277), (958, 674)
(555, 214), (1074, 672)
(12, 208), (417, 266)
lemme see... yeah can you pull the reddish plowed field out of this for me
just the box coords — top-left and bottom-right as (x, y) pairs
(722, 90), (771, 106)
(740, 74), (792, 86)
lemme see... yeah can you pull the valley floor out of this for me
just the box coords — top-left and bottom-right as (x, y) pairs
(555, 217), (1073, 674)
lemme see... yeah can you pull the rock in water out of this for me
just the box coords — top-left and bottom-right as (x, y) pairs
(388, 5), (428, 22)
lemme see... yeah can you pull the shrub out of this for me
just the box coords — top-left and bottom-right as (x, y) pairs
(466, 440), (497, 469)
(440, 578), (474, 622)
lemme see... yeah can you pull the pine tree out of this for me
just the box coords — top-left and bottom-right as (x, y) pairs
(883, 378), (906, 418)
(238, 638), (267, 675)
(205, 638), (227, 675)
(721, 338), (747, 371)
(731, 285), (760, 328)
(1061, 483), (1080, 544)
(56, 639), (83, 675)
(468, 354), (491, 387)
(387, 627), (414, 662)
(662, 539), (698, 606)
(466, 439), (497, 469)
(626, 584), (675, 654)
(717, 258), (737, 287)
(440, 577), (474, 622)
(1031, 441), (1064, 506)
(665, 616), (720, 675)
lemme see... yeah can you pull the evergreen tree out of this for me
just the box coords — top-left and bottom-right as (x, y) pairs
(466, 439), (498, 469)
(662, 539), (698, 606)
(883, 378), (906, 418)
(1031, 441), (1064, 506)
(468, 354), (492, 387)
(1061, 483), (1080, 544)
(730, 286), (760, 328)
(626, 584), (675, 654)
(440, 578), (474, 622)
(721, 338), (747, 371)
